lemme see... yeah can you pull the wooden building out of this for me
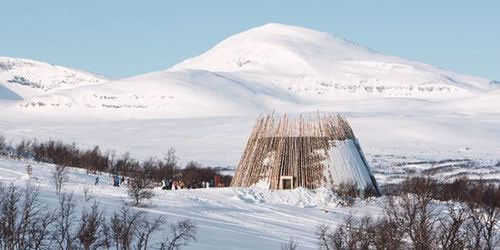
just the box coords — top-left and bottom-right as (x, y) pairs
(231, 113), (380, 196)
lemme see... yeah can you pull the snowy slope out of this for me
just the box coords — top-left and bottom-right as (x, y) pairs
(0, 56), (106, 100)
(18, 70), (302, 118)
(0, 157), (384, 250)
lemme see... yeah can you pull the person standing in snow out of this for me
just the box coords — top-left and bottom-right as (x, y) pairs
(113, 175), (120, 187)
(95, 177), (99, 185)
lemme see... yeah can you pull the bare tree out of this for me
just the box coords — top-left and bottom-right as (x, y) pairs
(437, 204), (468, 250)
(15, 138), (33, 159)
(77, 201), (107, 250)
(53, 193), (77, 250)
(159, 220), (197, 250)
(0, 134), (6, 156)
(164, 147), (178, 167)
(0, 182), (56, 250)
(28, 210), (56, 250)
(386, 190), (438, 249)
(0, 184), (21, 249)
(127, 172), (154, 207)
(369, 217), (404, 250)
(110, 205), (144, 250)
(52, 165), (68, 195)
(316, 224), (332, 250)
(135, 216), (165, 250)
(478, 186), (500, 250)
(281, 237), (299, 250)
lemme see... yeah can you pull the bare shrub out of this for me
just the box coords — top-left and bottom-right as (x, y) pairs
(333, 183), (358, 206)
(127, 171), (154, 207)
(77, 201), (108, 250)
(436, 203), (468, 250)
(316, 175), (500, 250)
(135, 216), (165, 250)
(316, 224), (332, 250)
(15, 138), (33, 159)
(386, 193), (438, 249)
(369, 216), (404, 250)
(159, 219), (197, 250)
(53, 193), (77, 249)
(0, 182), (56, 249)
(181, 161), (219, 189)
(281, 237), (299, 250)
(0, 134), (6, 156)
(317, 214), (404, 250)
(110, 205), (144, 250)
(0, 184), (21, 249)
(52, 165), (68, 195)
(464, 184), (500, 250)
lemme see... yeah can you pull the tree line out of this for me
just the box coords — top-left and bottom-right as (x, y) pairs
(0, 135), (232, 189)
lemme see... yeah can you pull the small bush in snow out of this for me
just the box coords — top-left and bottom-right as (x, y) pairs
(52, 165), (68, 195)
(158, 219), (197, 250)
(0, 134), (6, 156)
(127, 171), (154, 207)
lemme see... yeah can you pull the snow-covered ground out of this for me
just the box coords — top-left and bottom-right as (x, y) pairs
(0, 111), (498, 170)
(0, 157), (384, 249)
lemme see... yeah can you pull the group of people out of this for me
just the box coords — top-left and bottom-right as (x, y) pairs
(161, 179), (215, 190)
(112, 175), (127, 187)
(92, 175), (220, 189)
(92, 175), (127, 187)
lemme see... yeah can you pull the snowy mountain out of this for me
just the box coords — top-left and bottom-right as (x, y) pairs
(171, 23), (498, 99)
(0, 56), (106, 100)
(3, 23), (499, 119)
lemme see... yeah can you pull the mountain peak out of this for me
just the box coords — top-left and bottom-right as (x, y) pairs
(169, 23), (380, 74)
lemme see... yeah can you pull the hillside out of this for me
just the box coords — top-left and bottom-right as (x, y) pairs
(0, 157), (377, 250)
(0, 56), (106, 100)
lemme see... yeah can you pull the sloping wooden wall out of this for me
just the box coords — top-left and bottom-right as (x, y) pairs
(231, 113), (357, 189)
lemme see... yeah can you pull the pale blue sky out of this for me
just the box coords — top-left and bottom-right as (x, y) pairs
(1, 0), (498, 80)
